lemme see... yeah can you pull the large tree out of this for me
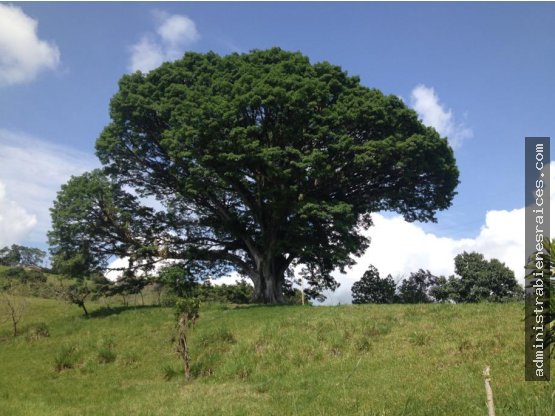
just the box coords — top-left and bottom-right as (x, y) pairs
(49, 48), (459, 303)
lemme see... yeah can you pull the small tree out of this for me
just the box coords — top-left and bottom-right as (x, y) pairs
(157, 265), (199, 298)
(351, 265), (396, 304)
(60, 283), (91, 317)
(0, 286), (28, 337)
(398, 269), (438, 304)
(175, 298), (200, 380)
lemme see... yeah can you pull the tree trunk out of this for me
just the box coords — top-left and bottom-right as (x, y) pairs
(251, 256), (286, 304)
(80, 302), (89, 317)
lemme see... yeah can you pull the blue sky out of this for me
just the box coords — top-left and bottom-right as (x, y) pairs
(0, 2), (553, 302)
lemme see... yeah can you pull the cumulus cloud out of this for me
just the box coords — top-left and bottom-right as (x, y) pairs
(0, 181), (37, 247)
(129, 12), (200, 73)
(157, 13), (200, 52)
(0, 4), (60, 86)
(129, 36), (165, 75)
(410, 85), (472, 148)
(0, 129), (98, 246)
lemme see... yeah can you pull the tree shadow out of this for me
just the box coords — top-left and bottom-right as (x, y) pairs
(89, 304), (160, 318)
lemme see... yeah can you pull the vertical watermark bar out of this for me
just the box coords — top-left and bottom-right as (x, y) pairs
(525, 137), (550, 381)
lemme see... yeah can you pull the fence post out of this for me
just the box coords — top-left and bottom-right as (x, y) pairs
(483, 366), (495, 416)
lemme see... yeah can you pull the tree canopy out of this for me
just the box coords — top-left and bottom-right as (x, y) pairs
(398, 269), (438, 304)
(452, 252), (521, 302)
(49, 48), (459, 303)
(0, 245), (46, 268)
(351, 265), (396, 304)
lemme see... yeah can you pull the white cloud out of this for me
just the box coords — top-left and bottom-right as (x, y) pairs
(0, 181), (37, 247)
(129, 36), (165, 75)
(157, 14), (199, 54)
(0, 129), (98, 246)
(129, 12), (200, 73)
(0, 4), (60, 86)
(410, 85), (472, 148)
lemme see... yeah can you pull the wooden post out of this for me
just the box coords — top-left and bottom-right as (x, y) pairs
(483, 366), (495, 416)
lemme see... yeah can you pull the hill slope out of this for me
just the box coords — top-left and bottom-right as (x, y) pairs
(0, 299), (552, 415)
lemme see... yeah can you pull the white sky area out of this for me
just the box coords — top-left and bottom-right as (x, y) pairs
(0, 4), (60, 86)
(129, 11), (200, 73)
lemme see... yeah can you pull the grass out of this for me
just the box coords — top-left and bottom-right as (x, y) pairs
(0, 297), (553, 415)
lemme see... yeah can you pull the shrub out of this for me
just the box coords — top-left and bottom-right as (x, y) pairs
(0, 267), (46, 284)
(162, 365), (180, 381)
(30, 322), (50, 339)
(54, 345), (79, 372)
(97, 338), (116, 364)
(408, 332), (431, 347)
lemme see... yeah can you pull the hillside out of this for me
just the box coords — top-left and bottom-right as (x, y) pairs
(0, 299), (552, 415)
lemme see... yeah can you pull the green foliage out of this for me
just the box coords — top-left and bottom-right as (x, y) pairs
(162, 365), (180, 381)
(0, 267), (47, 284)
(0, 245), (46, 268)
(353, 256), (522, 305)
(97, 339), (116, 364)
(48, 169), (161, 280)
(351, 265), (396, 304)
(50, 48), (459, 304)
(53, 345), (79, 372)
(29, 322), (50, 339)
(398, 269), (438, 304)
(175, 297), (200, 324)
(408, 331), (432, 346)
(157, 265), (198, 298)
(429, 275), (459, 303)
(453, 252), (521, 302)
(59, 283), (91, 316)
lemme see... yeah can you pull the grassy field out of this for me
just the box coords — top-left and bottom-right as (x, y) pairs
(0, 297), (553, 415)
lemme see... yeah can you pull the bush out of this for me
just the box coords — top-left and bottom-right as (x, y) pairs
(54, 345), (79, 372)
(0, 267), (46, 284)
(29, 322), (50, 339)
(97, 338), (116, 364)
(162, 365), (180, 381)
(97, 347), (116, 364)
